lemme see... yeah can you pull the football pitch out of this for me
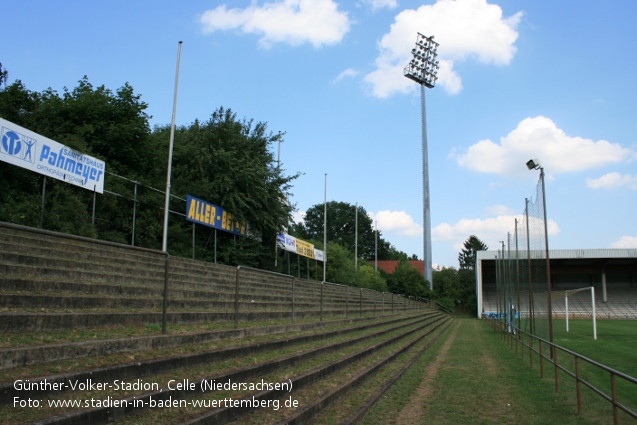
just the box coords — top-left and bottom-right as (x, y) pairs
(551, 319), (637, 421)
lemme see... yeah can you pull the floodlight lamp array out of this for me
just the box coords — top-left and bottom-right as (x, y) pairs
(404, 33), (440, 88)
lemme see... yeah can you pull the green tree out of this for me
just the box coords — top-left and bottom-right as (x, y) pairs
(458, 235), (488, 270)
(151, 107), (300, 266)
(0, 77), (152, 241)
(387, 260), (430, 298)
(356, 263), (387, 292)
(298, 202), (374, 259)
(0, 63), (8, 88)
(323, 241), (356, 285)
(297, 201), (410, 261)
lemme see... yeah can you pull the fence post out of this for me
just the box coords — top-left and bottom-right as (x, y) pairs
(539, 340), (544, 378)
(346, 285), (349, 318)
(161, 253), (170, 334)
(292, 278), (295, 324)
(611, 374), (619, 425)
(235, 266), (240, 329)
(575, 357), (582, 415)
(320, 282), (324, 322)
(529, 334), (534, 368)
(554, 348), (560, 393)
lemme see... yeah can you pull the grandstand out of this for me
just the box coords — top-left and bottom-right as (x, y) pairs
(476, 249), (637, 320)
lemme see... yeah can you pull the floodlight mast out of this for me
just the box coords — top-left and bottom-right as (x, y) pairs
(404, 33), (439, 289)
(526, 158), (554, 350)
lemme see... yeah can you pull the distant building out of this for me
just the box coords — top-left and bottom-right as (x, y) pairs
(370, 260), (425, 276)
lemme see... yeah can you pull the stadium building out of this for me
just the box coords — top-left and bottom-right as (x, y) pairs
(476, 249), (637, 319)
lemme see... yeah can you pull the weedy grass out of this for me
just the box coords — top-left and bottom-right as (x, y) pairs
(362, 318), (615, 425)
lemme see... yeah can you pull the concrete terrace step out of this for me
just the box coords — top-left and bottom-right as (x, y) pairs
(0, 314), (448, 424)
(0, 313), (430, 370)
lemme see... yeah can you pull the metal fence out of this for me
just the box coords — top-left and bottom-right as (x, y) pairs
(485, 316), (637, 424)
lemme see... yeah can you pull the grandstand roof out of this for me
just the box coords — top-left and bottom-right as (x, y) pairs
(475, 249), (637, 318)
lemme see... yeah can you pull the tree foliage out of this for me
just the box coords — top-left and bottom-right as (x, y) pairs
(296, 201), (410, 261)
(0, 69), (422, 294)
(0, 74), (298, 268)
(386, 260), (430, 298)
(0, 63), (7, 88)
(458, 235), (488, 270)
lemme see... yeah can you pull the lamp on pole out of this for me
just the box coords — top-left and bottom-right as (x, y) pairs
(404, 33), (439, 289)
(526, 158), (554, 347)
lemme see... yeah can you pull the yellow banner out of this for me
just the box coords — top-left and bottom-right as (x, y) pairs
(295, 239), (315, 259)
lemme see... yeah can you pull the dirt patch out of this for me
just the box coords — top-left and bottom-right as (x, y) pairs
(395, 320), (461, 425)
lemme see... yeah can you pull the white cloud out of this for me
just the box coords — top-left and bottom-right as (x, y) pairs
(333, 68), (360, 83)
(199, 0), (350, 48)
(364, 0), (523, 97)
(432, 214), (559, 250)
(484, 204), (517, 216)
(455, 116), (637, 176)
(586, 172), (637, 190)
(610, 236), (637, 249)
(362, 0), (398, 11)
(369, 210), (422, 236)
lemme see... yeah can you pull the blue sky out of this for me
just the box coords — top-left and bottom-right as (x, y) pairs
(3, 0), (637, 268)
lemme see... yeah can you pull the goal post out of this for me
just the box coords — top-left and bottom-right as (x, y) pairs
(564, 287), (597, 340)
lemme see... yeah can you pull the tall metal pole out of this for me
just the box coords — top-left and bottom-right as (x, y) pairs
(355, 203), (358, 270)
(404, 33), (438, 289)
(540, 167), (554, 346)
(375, 220), (378, 271)
(274, 140), (281, 268)
(161, 41), (183, 253)
(421, 85), (433, 288)
(323, 173), (327, 282)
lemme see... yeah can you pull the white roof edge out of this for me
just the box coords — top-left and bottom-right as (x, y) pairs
(476, 248), (637, 261)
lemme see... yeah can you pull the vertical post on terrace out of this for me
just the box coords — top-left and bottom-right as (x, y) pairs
(92, 189), (96, 226)
(346, 285), (349, 318)
(161, 254), (170, 334)
(359, 288), (363, 318)
(131, 181), (138, 246)
(40, 176), (46, 229)
(234, 266), (240, 329)
(320, 283), (324, 322)
(291, 278), (295, 324)
(160, 41), (182, 335)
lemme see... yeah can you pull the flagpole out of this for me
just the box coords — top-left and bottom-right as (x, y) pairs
(323, 173), (327, 282)
(162, 41), (183, 253)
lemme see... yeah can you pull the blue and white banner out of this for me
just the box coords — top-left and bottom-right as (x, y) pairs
(0, 118), (105, 193)
(277, 232), (325, 262)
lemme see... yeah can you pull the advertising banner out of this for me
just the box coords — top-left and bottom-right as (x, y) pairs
(277, 233), (324, 261)
(295, 239), (314, 259)
(0, 117), (106, 193)
(186, 195), (247, 236)
(314, 249), (325, 262)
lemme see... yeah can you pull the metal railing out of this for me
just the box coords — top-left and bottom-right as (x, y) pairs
(484, 316), (637, 424)
(233, 266), (427, 329)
